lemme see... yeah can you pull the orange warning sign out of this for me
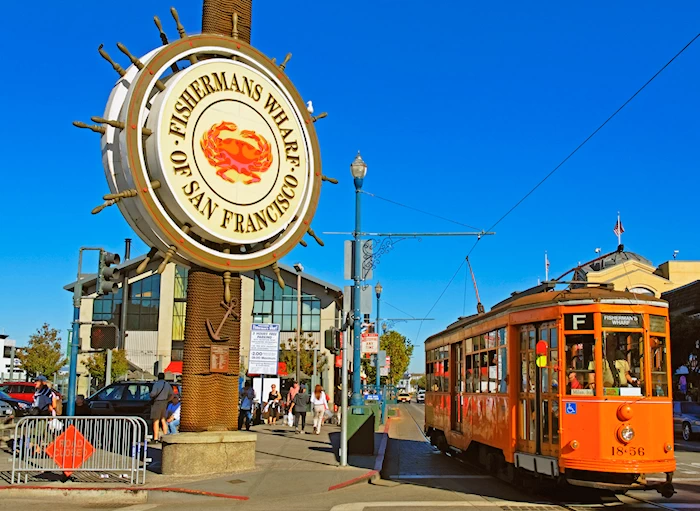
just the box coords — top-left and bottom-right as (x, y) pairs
(44, 425), (95, 476)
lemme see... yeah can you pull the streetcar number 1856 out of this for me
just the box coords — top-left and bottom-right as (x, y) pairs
(611, 446), (645, 456)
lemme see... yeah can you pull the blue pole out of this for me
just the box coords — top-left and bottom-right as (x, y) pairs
(67, 305), (80, 416)
(351, 176), (363, 406)
(376, 292), (381, 391)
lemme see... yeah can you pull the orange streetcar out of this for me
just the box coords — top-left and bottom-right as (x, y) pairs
(424, 284), (675, 497)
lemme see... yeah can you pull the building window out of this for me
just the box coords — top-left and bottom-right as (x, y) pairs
(172, 266), (188, 342)
(93, 288), (123, 325)
(253, 275), (321, 331)
(127, 274), (161, 331)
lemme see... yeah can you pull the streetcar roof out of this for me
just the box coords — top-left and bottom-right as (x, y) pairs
(426, 287), (667, 344)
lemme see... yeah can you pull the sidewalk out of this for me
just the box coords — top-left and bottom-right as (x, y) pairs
(0, 419), (388, 500)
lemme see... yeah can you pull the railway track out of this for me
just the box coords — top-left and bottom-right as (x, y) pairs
(400, 403), (677, 511)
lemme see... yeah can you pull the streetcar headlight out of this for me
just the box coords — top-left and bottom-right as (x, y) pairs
(618, 425), (635, 444)
(570, 440), (580, 450)
(693, 420), (700, 426)
(664, 443), (673, 453)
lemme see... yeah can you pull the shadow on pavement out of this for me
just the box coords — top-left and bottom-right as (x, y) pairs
(381, 437), (624, 506)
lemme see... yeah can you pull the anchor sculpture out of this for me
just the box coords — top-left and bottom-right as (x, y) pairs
(205, 300), (239, 341)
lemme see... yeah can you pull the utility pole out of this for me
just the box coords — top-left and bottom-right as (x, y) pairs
(294, 263), (304, 383)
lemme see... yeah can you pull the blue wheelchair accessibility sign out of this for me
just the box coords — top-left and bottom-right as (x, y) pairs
(565, 402), (577, 415)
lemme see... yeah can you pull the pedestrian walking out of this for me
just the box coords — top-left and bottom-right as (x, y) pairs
(32, 376), (56, 416)
(238, 383), (255, 431)
(74, 394), (91, 416)
(165, 394), (181, 434)
(286, 381), (299, 427)
(310, 384), (328, 435)
(149, 373), (173, 442)
(290, 384), (310, 434)
(266, 384), (281, 425)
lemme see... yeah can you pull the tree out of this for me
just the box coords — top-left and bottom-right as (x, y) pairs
(17, 323), (66, 379)
(278, 334), (328, 380)
(412, 375), (426, 390)
(84, 350), (130, 387)
(362, 330), (414, 385)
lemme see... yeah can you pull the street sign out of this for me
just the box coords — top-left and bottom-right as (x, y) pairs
(44, 425), (95, 476)
(344, 239), (373, 280)
(380, 367), (389, 377)
(210, 345), (229, 373)
(249, 324), (281, 375)
(361, 333), (379, 355)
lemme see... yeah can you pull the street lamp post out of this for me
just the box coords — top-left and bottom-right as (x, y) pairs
(375, 282), (382, 391)
(350, 152), (367, 407)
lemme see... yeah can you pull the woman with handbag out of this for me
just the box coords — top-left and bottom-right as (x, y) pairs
(267, 384), (281, 425)
(310, 384), (328, 435)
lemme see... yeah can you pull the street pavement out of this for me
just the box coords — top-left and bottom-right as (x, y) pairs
(0, 405), (698, 510)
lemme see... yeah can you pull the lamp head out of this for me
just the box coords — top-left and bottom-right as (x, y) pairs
(350, 151), (367, 180)
(375, 281), (382, 297)
(293, 263), (304, 273)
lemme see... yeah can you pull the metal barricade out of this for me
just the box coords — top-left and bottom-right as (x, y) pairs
(11, 416), (148, 485)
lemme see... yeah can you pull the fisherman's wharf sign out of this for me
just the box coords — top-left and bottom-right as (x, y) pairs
(95, 34), (322, 272)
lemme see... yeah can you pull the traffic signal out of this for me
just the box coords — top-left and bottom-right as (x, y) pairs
(325, 328), (342, 354)
(536, 340), (548, 368)
(97, 251), (121, 295)
(91, 324), (119, 349)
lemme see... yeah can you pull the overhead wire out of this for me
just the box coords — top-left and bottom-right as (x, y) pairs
(415, 30), (700, 343)
(416, 257), (467, 341)
(383, 301), (417, 319)
(361, 190), (483, 231)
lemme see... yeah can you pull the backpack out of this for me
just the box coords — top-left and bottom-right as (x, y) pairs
(51, 390), (63, 416)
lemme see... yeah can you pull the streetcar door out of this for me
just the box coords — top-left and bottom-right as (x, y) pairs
(451, 342), (463, 432)
(518, 325), (537, 453)
(538, 322), (560, 457)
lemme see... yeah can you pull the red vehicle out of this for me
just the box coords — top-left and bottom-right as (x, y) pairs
(0, 382), (35, 402)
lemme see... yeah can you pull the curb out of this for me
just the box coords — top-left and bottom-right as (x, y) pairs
(0, 485), (249, 502)
(328, 407), (396, 491)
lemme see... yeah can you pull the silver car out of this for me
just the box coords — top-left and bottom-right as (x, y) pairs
(673, 401), (700, 441)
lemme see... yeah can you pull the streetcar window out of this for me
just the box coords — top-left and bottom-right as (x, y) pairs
(442, 359), (449, 392)
(466, 338), (473, 353)
(498, 327), (506, 345)
(466, 355), (474, 392)
(565, 334), (594, 395)
(487, 331), (497, 349)
(498, 347), (507, 393)
(550, 327), (558, 348)
(477, 334), (485, 351)
(520, 330), (527, 351)
(480, 352), (489, 392)
(601, 332), (644, 397)
(651, 336), (668, 397)
(488, 350), (497, 392)
(473, 353), (481, 392)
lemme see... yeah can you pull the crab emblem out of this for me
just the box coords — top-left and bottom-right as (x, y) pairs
(200, 121), (273, 184)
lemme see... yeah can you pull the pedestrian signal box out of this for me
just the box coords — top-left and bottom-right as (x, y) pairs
(91, 324), (119, 349)
(536, 340), (548, 368)
(325, 328), (341, 354)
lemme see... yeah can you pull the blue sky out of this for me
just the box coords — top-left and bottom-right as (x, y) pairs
(1, 1), (699, 373)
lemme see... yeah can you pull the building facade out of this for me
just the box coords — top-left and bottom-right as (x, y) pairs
(0, 335), (21, 381)
(65, 254), (345, 398)
(575, 252), (700, 298)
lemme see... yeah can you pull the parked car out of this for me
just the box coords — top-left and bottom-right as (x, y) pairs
(398, 391), (411, 403)
(0, 382), (35, 402)
(83, 380), (181, 421)
(674, 401), (700, 441)
(416, 390), (425, 403)
(0, 390), (32, 419)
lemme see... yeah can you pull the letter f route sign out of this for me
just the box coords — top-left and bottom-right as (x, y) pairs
(45, 425), (95, 476)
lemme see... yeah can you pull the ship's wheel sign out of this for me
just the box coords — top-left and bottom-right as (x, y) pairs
(74, 11), (334, 276)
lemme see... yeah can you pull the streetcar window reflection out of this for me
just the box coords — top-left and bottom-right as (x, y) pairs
(650, 336), (668, 397)
(565, 334), (595, 395)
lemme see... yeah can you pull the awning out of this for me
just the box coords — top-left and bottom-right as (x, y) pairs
(165, 361), (183, 375)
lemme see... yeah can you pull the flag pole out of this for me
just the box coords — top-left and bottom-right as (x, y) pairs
(617, 211), (621, 246)
(545, 251), (549, 281)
